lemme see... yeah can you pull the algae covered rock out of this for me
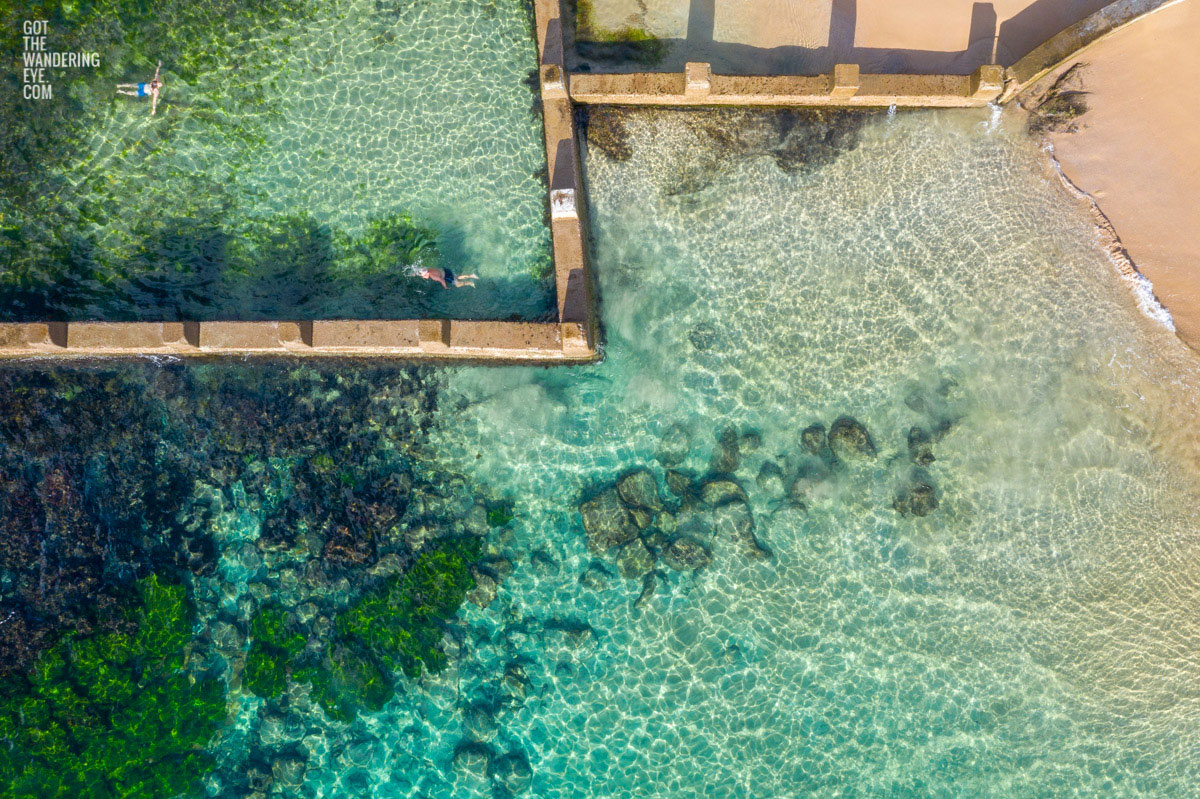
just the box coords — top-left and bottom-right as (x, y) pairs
(663, 537), (712, 571)
(828, 416), (876, 460)
(580, 488), (638, 553)
(0, 575), (228, 798)
(244, 603), (307, 699)
(490, 750), (534, 794)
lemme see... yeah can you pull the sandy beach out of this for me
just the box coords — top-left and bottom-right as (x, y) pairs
(1037, 0), (1200, 349)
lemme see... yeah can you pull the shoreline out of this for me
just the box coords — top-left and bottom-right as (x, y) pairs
(1040, 139), (1176, 333)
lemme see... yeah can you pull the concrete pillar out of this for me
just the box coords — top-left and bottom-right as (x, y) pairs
(418, 319), (451, 352)
(550, 188), (578, 221)
(541, 63), (567, 100)
(829, 64), (860, 99)
(684, 62), (711, 99)
(970, 64), (1004, 99)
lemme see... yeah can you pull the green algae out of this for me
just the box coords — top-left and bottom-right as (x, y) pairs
(244, 605), (306, 699)
(487, 501), (516, 527)
(0, 575), (226, 799)
(238, 538), (483, 721)
(571, 0), (667, 65)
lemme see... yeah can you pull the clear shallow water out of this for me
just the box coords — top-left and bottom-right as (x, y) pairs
(410, 108), (1200, 797)
(0, 0), (552, 321)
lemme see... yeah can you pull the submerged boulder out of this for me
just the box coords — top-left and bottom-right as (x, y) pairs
(580, 489), (638, 553)
(800, 423), (827, 455)
(893, 472), (939, 517)
(756, 460), (785, 496)
(490, 751), (533, 794)
(614, 538), (656, 579)
(633, 571), (659, 609)
(714, 499), (772, 561)
(663, 536), (712, 571)
(709, 427), (741, 474)
(617, 469), (664, 512)
(665, 469), (696, 500)
(656, 423), (692, 467)
(907, 426), (935, 466)
(699, 478), (746, 507)
(828, 416), (876, 460)
(452, 742), (493, 779)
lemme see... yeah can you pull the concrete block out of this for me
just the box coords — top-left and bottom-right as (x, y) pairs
(0, 322), (66, 348)
(197, 321), (304, 350)
(418, 319), (451, 352)
(541, 63), (567, 99)
(551, 188), (578, 220)
(970, 64), (1005, 99)
(310, 320), (419, 349)
(829, 64), (860, 99)
(66, 322), (191, 349)
(685, 62), (711, 98)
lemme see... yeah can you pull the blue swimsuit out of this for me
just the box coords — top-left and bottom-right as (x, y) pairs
(137, 83), (148, 97)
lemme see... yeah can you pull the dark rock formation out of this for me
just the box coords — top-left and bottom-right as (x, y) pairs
(580, 489), (638, 553)
(907, 426), (935, 466)
(800, 423), (827, 455)
(709, 426), (741, 474)
(714, 499), (772, 560)
(617, 469), (664, 512)
(614, 538), (656, 579)
(699, 477), (747, 507)
(663, 537), (712, 571)
(893, 471), (940, 517)
(828, 416), (877, 460)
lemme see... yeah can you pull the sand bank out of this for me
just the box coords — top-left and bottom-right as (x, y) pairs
(1034, 0), (1200, 349)
(577, 0), (1112, 73)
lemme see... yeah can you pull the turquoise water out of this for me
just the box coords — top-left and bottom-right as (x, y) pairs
(5, 105), (1200, 798)
(415, 107), (1200, 797)
(0, 0), (553, 321)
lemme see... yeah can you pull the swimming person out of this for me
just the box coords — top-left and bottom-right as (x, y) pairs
(116, 61), (163, 116)
(414, 265), (478, 288)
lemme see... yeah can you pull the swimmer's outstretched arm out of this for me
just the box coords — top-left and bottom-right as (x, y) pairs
(153, 61), (161, 81)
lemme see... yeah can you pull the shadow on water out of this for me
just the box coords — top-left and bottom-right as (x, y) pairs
(570, 0), (1112, 75)
(0, 212), (556, 323)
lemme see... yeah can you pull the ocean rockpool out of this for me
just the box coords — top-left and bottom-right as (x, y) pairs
(4, 105), (1200, 798)
(0, 0), (553, 322)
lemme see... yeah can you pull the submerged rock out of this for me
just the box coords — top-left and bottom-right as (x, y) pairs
(452, 742), (493, 779)
(617, 469), (664, 512)
(633, 571), (658, 609)
(699, 478), (746, 507)
(579, 561), (613, 591)
(907, 426), (935, 466)
(271, 754), (307, 789)
(663, 536), (712, 571)
(828, 416), (876, 460)
(530, 549), (558, 575)
(714, 499), (772, 560)
(688, 322), (718, 351)
(490, 751), (533, 794)
(614, 538), (656, 579)
(709, 426), (741, 474)
(800, 423), (827, 455)
(656, 423), (692, 466)
(463, 702), (499, 742)
(893, 472), (940, 517)
(665, 469), (696, 500)
(585, 106), (632, 162)
(580, 489), (638, 553)
(466, 569), (499, 608)
(756, 461), (785, 496)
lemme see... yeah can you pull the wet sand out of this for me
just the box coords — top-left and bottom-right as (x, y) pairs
(1042, 0), (1200, 349)
(581, 0), (1112, 73)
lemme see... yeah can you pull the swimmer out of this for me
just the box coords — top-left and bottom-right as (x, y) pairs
(413, 265), (477, 288)
(116, 61), (163, 115)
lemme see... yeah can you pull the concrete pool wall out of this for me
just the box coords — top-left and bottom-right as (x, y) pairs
(0, 0), (1170, 362)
